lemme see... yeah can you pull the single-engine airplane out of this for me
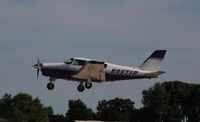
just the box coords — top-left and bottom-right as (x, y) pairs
(33, 50), (166, 92)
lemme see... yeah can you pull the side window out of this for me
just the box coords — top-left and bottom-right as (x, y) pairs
(73, 59), (86, 66)
(79, 60), (86, 66)
(73, 60), (79, 65)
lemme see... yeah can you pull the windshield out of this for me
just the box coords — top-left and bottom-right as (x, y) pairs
(64, 58), (73, 64)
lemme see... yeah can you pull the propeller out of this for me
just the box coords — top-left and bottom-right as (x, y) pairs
(33, 58), (43, 80)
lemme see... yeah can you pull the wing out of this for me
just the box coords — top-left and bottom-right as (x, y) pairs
(72, 61), (105, 81)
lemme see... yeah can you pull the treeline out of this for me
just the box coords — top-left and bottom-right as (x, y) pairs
(0, 81), (200, 122)
(0, 93), (53, 122)
(134, 81), (200, 122)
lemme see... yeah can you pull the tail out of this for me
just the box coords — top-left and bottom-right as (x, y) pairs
(139, 50), (167, 71)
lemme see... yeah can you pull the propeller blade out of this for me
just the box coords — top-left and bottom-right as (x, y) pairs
(37, 57), (40, 65)
(33, 57), (42, 81)
(37, 69), (39, 80)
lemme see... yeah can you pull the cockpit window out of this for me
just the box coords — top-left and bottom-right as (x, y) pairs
(73, 59), (86, 66)
(64, 58), (73, 64)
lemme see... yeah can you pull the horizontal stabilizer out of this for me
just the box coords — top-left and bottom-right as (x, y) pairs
(145, 71), (166, 77)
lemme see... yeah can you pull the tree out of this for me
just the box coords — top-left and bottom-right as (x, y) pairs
(182, 84), (200, 122)
(44, 106), (54, 116)
(12, 93), (49, 122)
(130, 107), (156, 122)
(49, 114), (67, 122)
(141, 82), (184, 122)
(141, 81), (200, 122)
(0, 93), (52, 122)
(66, 99), (96, 122)
(0, 93), (13, 118)
(97, 98), (135, 121)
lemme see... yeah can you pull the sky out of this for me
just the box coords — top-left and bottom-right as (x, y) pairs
(0, 0), (200, 114)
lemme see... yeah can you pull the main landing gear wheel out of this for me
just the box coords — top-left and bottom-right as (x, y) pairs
(85, 82), (92, 89)
(47, 83), (54, 90)
(77, 83), (85, 92)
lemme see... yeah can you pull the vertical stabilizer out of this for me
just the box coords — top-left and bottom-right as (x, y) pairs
(139, 50), (166, 71)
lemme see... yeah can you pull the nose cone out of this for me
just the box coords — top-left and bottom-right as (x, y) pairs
(33, 63), (43, 69)
(33, 64), (38, 68)
(33, 63), (43, 80)
(33, 58), (43, 69)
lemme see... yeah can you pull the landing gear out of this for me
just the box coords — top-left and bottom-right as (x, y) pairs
(47, 83), (54, 90)
(85, 77), (92, 89)
(77, 83), (85, 92)
(85, 82), (92, 89)
(77, 78), (93, 92)
(47, 77), (55, 90)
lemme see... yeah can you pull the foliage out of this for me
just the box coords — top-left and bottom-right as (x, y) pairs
(66, 99), (96, 122)
(44, 106), (54, 116)
(0, 93), (13, 118)
(0, 93), (52, 122)
(97, 98), (134, 121)
(137, 81), (200, 122)
(1, 81), (200, 122)
(49, 114), (67, 122)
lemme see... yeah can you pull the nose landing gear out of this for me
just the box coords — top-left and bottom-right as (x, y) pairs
(47, 78), (55, 90)
(47, 83), (54, 90)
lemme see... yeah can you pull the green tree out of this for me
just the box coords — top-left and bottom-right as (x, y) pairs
(97, 98), (135, 121)
(0, 93), (53, 122)
(130, 107), (156, 122)
(141, 82), (184, 122)
(182, 84), (200, 122)
(66, 99), (96, 122)
(0, 93), (13, 118)
(141, 81), (200, 122)
(12, 93), (49, 122)
(49, 114), (67, 122)
(44, 106), (54, 116)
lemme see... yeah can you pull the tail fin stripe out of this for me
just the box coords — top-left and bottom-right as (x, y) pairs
(143, 50), (166, 64)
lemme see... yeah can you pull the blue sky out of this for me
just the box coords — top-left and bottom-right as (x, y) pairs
(0, 0), (200, 114)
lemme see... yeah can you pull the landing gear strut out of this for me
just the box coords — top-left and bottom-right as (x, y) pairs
(47, 78), (55, 90)
(85, 77), (92, 89)
(77, 82), (85, 92)
(77, 78), (93, 92)
(85, 82), (92, 89)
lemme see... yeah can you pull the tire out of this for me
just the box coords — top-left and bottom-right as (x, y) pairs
(77, 84), (85, 92)
(85, 82), (92, 89)
(47, 83), (54, 90)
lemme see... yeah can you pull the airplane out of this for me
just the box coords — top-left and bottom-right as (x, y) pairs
(33, 50), (166, 92)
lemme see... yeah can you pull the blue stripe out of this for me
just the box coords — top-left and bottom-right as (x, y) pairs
(143, 50), (166, 64)
(105, 73), (148, 81)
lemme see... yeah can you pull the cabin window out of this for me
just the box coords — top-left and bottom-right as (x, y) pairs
(73, 59), (86, 66)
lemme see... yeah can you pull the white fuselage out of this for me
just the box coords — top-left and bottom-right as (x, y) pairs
(33, 50), (166, 92)
(40, 60), (157, 82)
